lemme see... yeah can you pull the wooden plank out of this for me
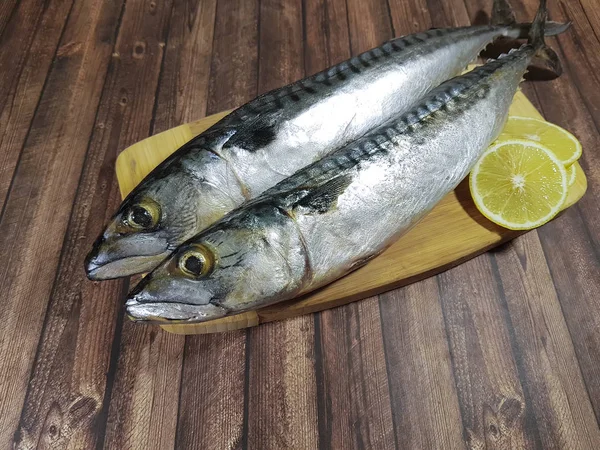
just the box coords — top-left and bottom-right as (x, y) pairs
(0, 0), (73, 211)
(10, 0), (178, 447)
(491, 234), (600, 447)
(174, 1), (259, 448)
(346, 0), (391, 53)
(244, 2), (320, 449)
(380, 280), (465, 449)
(246, 319), (319, 449)
(257, 0), (304, 93)
(548, 0), (600, 124)
(303, 0), (351, 74)
(0, 0), (123, 446)
(102, 1), (217, 449)
(0, 0), (18, 36)
(426, 0), (471, 28)
(536, 213), (600, 421)
(303, 2), (395, 449)
(577, 0), (600, 46)
(153, 0), (217, 132)
(438, 256), (537, 448)
(388, 0), (431, 34)
(103, 322), (184, 450)
(175, 332), (248, 450)
(317, 298), (396, 449)
(523, 0), (600, 419)
(207, 0), (260, 113)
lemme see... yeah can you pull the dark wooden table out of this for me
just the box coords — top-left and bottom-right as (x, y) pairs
(1, 0), (599, 448)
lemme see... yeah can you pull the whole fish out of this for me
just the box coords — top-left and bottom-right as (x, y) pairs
(125, 0), (561, 323)
(85, 0), (567, 280)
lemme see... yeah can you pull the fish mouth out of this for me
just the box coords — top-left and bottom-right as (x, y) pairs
(85, 252), (170, 280)
(125, 297), (229, 323)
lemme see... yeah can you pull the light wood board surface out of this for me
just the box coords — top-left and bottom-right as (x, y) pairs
(116, 91), (587, 335)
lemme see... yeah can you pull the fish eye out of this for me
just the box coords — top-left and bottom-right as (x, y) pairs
(124, 198), (160, 230)
(178, 245), (214, 278)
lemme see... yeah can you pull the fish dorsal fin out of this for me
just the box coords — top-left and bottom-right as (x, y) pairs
(294, 174), (353, 214)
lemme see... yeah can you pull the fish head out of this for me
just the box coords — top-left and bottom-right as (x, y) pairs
(125, 204), (307, 323)
(85, 170), (205, 280)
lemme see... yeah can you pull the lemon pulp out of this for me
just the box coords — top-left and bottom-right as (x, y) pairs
(499, 116), (582, 166)
(469, 140), (568, 230)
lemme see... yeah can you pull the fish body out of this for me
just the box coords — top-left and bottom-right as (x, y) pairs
(125, 40), (540, 322)
(85, 4), (567, 280)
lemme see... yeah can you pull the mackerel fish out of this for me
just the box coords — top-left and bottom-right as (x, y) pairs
(125, 0), (563, 322)
(85, 0), (567, 280)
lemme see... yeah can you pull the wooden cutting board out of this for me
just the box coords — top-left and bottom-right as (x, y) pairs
(116, 90), (587, 334)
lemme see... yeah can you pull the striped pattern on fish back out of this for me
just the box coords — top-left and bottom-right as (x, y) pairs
(132, 25), (507, 193)
(224, 25), (505, 122)
(259, 49), (528, 207)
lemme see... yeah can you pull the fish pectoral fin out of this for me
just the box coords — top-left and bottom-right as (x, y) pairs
(222, 119), (278, 152)
(294, 174), (353, 214)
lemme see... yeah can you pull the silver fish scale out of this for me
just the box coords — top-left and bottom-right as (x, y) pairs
(90, 20), (539, 282)
(292, 49), (532, 293)
(273, 69), (493, 197)
(124, 43), (547, 322)
(234, 47), (534, 296)
(216, 26), (504, 139)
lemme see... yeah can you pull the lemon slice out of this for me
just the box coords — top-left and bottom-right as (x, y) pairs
(567, 164), (576, 187)
(499, 116), (582, 166)
(470, 139), (568, 230)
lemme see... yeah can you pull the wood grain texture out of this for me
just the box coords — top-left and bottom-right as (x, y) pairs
(12, 0), (176, 447)
(102, 1), (217, 449)
(380, 280), (465, 449)
(246, 319), (319, 449)
(317, 298), (396, 449)
(1, 0), (600, 448)
(303, 0), (351, 73)
(426, 0), (471, 28)
(491, 234), (600, 447)
(176, 332), (247, 450)
(388, 0), (432, 34)
(438, 256), (536, 449)
(0, 0), (18, 37)
(0, 0), (123, 446)
(175, 1), (259, 449)
(0, 0), (73, 211)
(346, 0), (391, 53)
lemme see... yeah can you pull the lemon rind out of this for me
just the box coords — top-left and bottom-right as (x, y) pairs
(469, 139), (568, 231)
(567, 164), (577, 187)
(501, 116), (582, 166)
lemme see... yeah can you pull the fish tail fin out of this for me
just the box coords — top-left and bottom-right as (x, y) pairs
(529, 0), (563, 76)
(507, 21), (570, 39)
(495, 0), (570, 39)
(509, 21), (570, 39)
(529, 0), (548, 47)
